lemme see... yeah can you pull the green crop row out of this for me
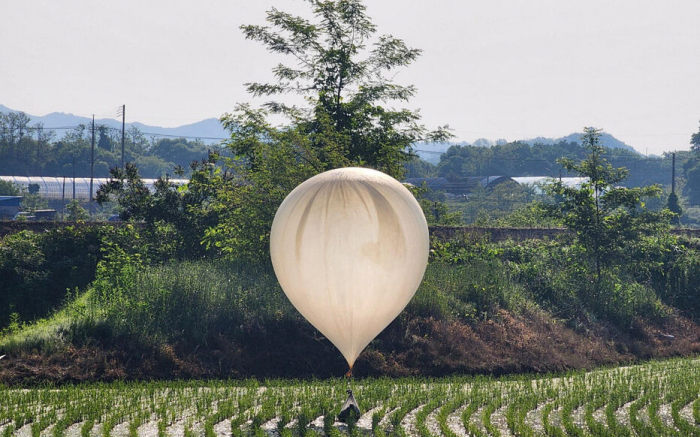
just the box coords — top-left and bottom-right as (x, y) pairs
(0, 357), (697, 436)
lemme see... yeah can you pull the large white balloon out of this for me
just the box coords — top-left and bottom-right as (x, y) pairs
(270, 167), (429, 369)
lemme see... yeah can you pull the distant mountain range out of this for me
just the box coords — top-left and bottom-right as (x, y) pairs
(0, 104), (228, 144)
(521, 133), (636, 152)
(2, 104), (639, 161)
(416, 133), (638, 164)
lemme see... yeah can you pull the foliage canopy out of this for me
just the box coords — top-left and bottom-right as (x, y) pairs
(236, 0), (450, 178)
(206, 0), (449, 260)
(545, 127), (671, 280)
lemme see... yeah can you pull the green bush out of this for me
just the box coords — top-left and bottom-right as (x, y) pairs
(589, 273), (667, 326)
(3, 224), (694, 354)
(662, 247), (700, 319)
(428, 232), (670, 328)
(0, 226), (103, 328)
(412, 236), (532, 322)
(620, 234), (700, 320)
(511, 242), (585, 317)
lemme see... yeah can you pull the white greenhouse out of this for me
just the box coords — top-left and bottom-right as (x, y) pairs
(0, 176), (187, 200)
(511, 176), (588, 193)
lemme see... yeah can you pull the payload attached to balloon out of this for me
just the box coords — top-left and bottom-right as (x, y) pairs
(270, 167), (430, 372)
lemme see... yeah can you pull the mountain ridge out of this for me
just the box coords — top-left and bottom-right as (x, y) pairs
(0, 104), (228, 143)
(416, 132), (639, 164)
(2, 104), (639, 157)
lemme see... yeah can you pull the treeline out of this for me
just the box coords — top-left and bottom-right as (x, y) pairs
(0, 111), (218, 178)
(408, 140), (682, 190)
(3, 109), (692, 197)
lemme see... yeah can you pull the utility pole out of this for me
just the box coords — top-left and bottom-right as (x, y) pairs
(672, 152), (676, 194)
(119, 104), (126, 168)
(62, 176), (66, 215)
(90, 115), (95, 201)
(72, 156), (76, 200)
(35, 125), (41, 165)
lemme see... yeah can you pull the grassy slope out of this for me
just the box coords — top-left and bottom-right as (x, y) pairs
(0, 259), (698, 384)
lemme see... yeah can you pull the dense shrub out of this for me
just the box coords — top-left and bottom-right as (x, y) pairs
(617, 234), (700, 320)
(428, 232), (672, 328)
(4, 221), (696, 343)
(89, 259), (297, 344)
(410, 261), (528, 322)
(662, 245), (700, 319)
(0, 226), (104, 328)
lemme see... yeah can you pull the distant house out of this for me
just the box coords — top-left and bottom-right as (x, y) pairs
(0, 196), (22, 219)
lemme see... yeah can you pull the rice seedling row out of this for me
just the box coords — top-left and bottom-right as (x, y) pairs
(0, 357), (697, 436)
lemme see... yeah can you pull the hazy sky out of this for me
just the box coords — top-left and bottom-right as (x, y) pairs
(1, 0), (699, 155)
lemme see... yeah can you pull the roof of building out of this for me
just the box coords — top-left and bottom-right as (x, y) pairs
(0, 196), (23, 206)
(511, 176), (587, 188)
(404, 176), (515, 194)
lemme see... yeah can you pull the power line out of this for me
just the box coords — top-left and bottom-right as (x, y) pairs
(446, 129), (693, 137)
(139, 132), (227, 140)
(0, 128), (685, 159)
(2, 125), (228, 141)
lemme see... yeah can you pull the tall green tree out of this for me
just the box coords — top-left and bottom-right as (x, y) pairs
(682, 122), (700, 204)
(690, 119), (700, 151)
(207, 0), (450, 261)
(546, 127), (671, 280)
(97, 125), (112, 150)
(0, 112), (35, 174)
(0, 180), (21, 196)
(232, 0), (450, 178)
(667, 191), (682, 225)
(149, 138), (210, 168)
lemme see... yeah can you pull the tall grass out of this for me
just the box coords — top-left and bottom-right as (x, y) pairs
(90, 260), (294, 344)
(86, 258), (531, 347)
(410, 260), (529, 322)
(0, 260), (297, 353)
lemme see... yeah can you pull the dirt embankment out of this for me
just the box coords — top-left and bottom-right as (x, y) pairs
(1, 309), (697, 385)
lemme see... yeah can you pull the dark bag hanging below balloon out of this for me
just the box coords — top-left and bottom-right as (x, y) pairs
(337, 389), (361, 423)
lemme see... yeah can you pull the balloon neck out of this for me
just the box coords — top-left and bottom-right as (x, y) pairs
(345, 367), (353, 378)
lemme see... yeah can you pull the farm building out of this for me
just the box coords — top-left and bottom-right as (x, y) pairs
(0, 196), (22, 219)
(511, 176), (588, 192)
(404, 176), (514, 196)
(0, 176), (188, 200)
(404, 176), (587, 197)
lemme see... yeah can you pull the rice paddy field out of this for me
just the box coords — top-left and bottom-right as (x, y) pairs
(0, 357), (698, 437)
